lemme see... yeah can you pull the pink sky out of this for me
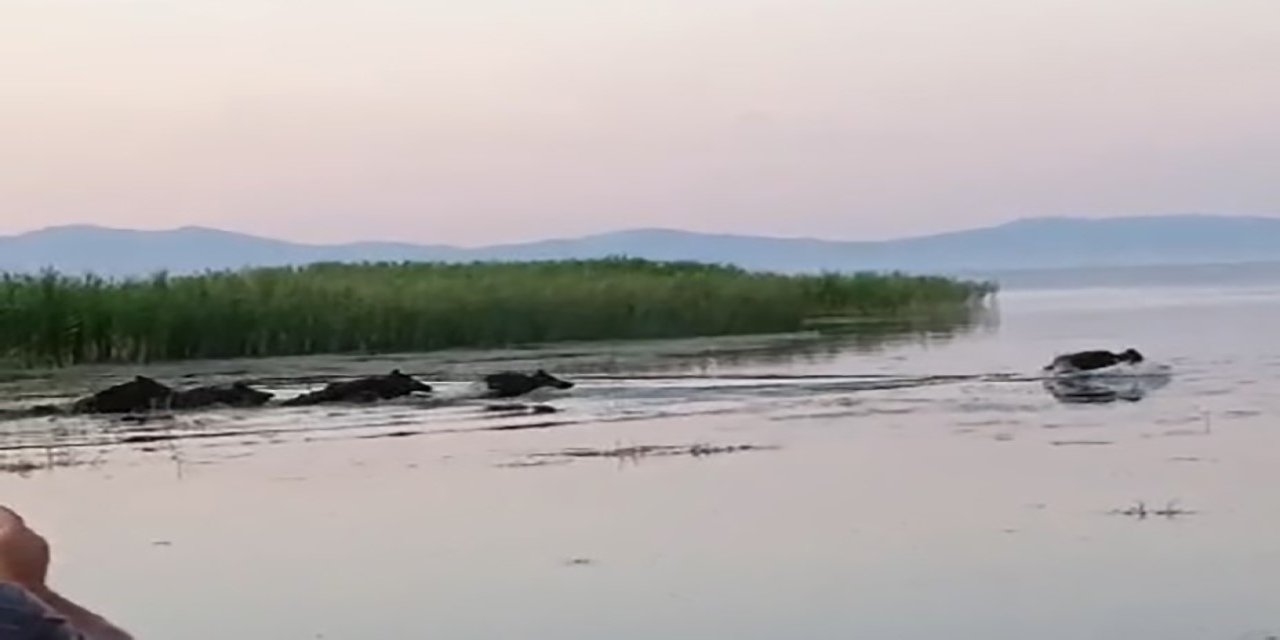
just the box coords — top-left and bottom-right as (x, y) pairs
(2, 0), (1278, 246)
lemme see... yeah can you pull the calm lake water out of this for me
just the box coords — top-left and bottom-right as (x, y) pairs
(3, 263), (1280, 639)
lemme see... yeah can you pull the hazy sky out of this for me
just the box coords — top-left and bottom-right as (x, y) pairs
(2, 0), (1278, 245)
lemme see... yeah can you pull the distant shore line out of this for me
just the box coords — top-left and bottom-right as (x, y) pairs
(0, 258), (996, 368)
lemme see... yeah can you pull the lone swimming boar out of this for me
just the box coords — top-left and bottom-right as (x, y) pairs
(482, 369), (574, 399)
(1045, 348), (1144, 375)
(281, 370), (433, 406)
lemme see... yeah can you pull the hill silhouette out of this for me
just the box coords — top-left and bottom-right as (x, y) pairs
(2, 215), (1277, 277)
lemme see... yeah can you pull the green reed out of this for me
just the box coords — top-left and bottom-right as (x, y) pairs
(0, 259), (996, 367)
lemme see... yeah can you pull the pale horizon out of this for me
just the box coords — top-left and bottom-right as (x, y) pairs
(3, 0), (1278, 246)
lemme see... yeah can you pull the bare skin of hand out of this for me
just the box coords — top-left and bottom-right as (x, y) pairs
(0, 507), (51, 590)
(0, 507), (133, 640)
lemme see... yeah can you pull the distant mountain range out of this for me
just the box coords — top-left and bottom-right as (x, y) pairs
(2, 215), (1278, 278)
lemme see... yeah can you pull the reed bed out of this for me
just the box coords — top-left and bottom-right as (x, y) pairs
(0, 259), (995, 367)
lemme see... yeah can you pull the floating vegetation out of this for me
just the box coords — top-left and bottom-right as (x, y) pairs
(495, 459), (574, 469)
(1111, 500), (1195, 519)
(0, 459), (42, 475)
(532, 442), (778, 462)
(497, 442), (781, 470)
(484, 403), (560, 415)
(0, 448), (89, 476)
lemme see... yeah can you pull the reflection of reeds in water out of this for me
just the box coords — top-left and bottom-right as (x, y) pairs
(563, 312), (995, 377)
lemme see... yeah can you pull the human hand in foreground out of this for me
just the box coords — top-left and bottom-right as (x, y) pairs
(0, 507), (133, 640)
(0, 507), (51, 590)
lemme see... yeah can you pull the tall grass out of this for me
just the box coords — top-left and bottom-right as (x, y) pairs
(0, 259), (996, 367)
